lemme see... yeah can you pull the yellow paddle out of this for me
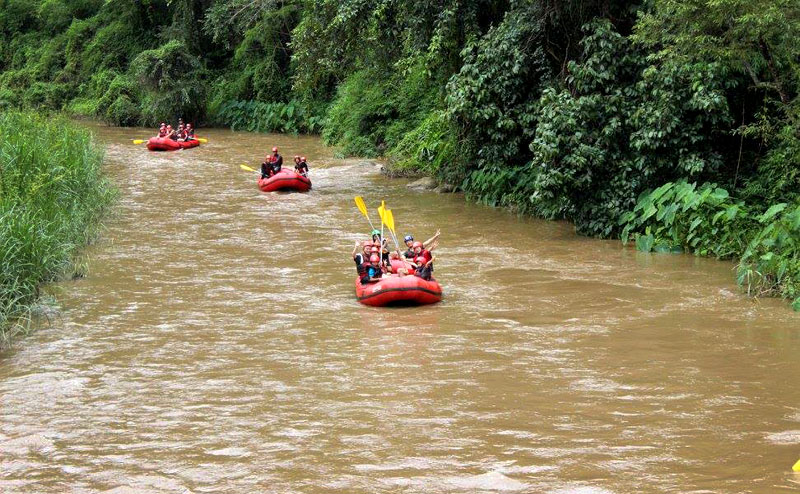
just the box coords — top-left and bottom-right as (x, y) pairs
(384, 209), (396, 235)
(240, 164), (259, 174)
(384, 209), (404, 253)
(193, 137), (208, 143)
(378, 201), (387, 264)
(794, 458), (800, 471)
(354, 196), (377, 231)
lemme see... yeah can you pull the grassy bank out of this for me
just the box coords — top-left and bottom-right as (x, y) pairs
(0, 112), (115, 347)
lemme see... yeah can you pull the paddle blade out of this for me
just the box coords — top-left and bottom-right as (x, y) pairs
(354, 196), (368, 217)
(385, 209), (396, 233)
(240, 164), (257, 173)
(195, 137), (208, 143)
(378, 201), (386, 224)
(794, 458), (800, 471)
(132, 139), (146, 144)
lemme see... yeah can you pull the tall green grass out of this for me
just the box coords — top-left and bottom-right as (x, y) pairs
(0, 112), (115, 347)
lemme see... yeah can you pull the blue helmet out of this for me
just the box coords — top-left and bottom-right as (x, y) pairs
(403, 234), (413, 242)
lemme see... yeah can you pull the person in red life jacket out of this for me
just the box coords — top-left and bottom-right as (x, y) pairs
(176, 124), (186, 141)
(295, 156), (309, 176)
(360, 254), (386, 284)
(261, 146), (283, 178)
(166, 125), (177, 140)
(411, 241), (433, 267)
(293, 155), (301, 168)
(402, 229), (440, 260)
(370, 238), (390, 265)
(157, 123), (167, 138)
(388, 250), (411, 276)
(352, 240), (372, 276)
(414, 255), (435, 281)
(370, 230), (390, 259)
(184, 123), (195, 140)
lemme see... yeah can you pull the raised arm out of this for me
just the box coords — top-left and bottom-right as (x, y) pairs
(422, 229), (440, 249)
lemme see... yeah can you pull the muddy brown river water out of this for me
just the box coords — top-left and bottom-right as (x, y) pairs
(1, 124), (799, 493)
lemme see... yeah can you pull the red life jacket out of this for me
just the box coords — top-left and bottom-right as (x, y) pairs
(414, 249), (432, 265)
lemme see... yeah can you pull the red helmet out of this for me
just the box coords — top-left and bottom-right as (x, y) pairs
(186, 123), (192, 128)
(369, 254), (380, 263)
(294, 155), (300, 160)
(300, 156), (306, 161)
(272, 146), (278, 152)
(167, 125), (172, 129)
(412, 241), (423, 250)
(370, 246), (380, 253)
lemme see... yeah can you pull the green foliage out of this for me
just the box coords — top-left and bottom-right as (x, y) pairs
(388, 111), (455, 176)
(130, 40), (206, 124)
(741, 106), (800, 204)
(620, 181), (750, 258)
(2, 0), (800, 310)
(737, 202), (800, 307)
(0, 112), (115, 346)
(635, 0), (800, 203)
(322, 70), (394, 157)
(321, 57), (442, 157)
(212, 99), (324, 134)
(514, 20), (727, 237)
(446, 4), (550, 187)
(96, 74), (142, 125)
(22, 81), (71, 109)
(621, 181), (800, 310)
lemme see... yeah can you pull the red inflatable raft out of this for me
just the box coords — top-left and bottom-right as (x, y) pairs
(146, 137), (201, 151)
(258, 169), (312, 192)
(355, 274), (442, 307)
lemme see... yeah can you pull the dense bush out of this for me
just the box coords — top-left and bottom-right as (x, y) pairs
(445, 4), (550, 187)
(130, 40), (206, 125)
(524, 21), (728, 236)
(620, 181), (750, 257)
(212, 99), (324, 134)
(738, 203), (800, 309)
(388, 111), (455, 176)
(621, 181), (800, 309)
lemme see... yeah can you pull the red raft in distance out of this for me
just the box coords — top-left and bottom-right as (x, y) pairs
(258, 169), (312, 192)
(355, 274), (442, 307)
(146, 137), (201, 151)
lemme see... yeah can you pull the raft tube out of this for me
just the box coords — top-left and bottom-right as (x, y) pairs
(390, 259), (415, 274)
(258, 169), (312, 192)
(146, 137), (201, 151)
(355, 274), (442, 307)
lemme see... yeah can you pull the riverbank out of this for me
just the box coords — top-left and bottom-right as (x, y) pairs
(380, 161), (800, 310)
(0, 113), (115, 348)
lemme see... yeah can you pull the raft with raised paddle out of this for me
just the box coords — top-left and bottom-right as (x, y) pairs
(258, 169), (312, 192)
(355, 274), (442, 306)
(146, 137), (201, 151)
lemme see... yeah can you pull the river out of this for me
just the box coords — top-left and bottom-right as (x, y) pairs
(1, 124), (799, 493)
